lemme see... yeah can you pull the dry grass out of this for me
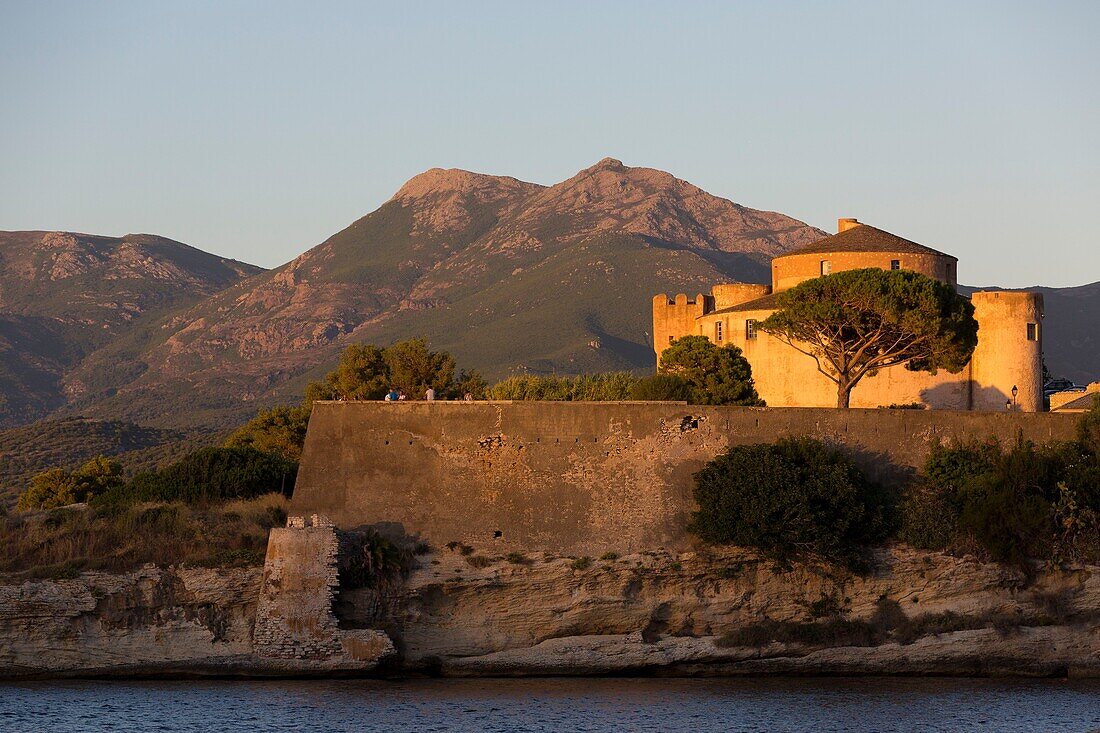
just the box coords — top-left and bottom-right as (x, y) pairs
(0, 493), (287, 580)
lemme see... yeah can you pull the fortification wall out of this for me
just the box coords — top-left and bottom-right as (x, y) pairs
(291, 402), (1080, 556)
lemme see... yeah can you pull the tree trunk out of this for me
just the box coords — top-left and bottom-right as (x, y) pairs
(836, 378), (852, 409)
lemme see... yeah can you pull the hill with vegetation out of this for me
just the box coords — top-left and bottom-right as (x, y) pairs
(67, 158), (826, 430)
(0, 231), (262, 427)
(2, 161), (1097, 438)
(0, 417), (223, 507)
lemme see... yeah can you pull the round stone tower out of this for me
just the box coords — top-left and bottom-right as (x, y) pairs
(969, 291), (1044, 412)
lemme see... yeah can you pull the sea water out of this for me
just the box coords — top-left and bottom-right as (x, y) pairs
(2, 677), (1098, 733)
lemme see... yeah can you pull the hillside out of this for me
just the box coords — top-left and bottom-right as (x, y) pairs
(0, 417), (226, 507)
(70, 158), (826, 429)
(0, 231), (263, 427)
(4, 161), (1096, 436)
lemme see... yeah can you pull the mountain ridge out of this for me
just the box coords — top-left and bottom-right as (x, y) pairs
(1, 159), (1096, 434)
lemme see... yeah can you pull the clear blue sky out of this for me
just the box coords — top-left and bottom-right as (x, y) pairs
(1, 1), (1097, 287)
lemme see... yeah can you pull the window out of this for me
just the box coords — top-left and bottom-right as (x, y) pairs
(668, 335), (675, 344)
(1027, 323), (1038, 341)
(890, 259), (900, 270)
(820, 260), (832, 276)
(746, 319), (758, 340)
(714, 321), (723, 342)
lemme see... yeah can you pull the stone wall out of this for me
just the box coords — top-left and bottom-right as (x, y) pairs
(252, 514), (394, 669)
(290, 401), (1081, 557)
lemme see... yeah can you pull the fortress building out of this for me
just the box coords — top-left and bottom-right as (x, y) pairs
(653, 218), (1045, 411)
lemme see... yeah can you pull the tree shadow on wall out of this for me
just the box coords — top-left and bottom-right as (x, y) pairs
(920, 383), (1013, 412)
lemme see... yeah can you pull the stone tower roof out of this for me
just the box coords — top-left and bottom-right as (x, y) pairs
(781, 224), (954, 258)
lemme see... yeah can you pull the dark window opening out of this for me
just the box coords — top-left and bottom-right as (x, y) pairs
(1027, 323), (1038, 341)
(493, 530), (503, 539)
(890, 259), (900, 270)
(746, 319), (758, 340)
(714, 321), (723, 342)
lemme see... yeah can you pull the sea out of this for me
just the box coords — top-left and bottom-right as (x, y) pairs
(1, 677), (1098, 732)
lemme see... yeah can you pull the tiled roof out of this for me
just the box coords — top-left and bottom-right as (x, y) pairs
(779, 224), (954, 258)
(703, 292), (780, 316)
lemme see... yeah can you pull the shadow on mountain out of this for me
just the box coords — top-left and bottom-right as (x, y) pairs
(642, 236), (772, 283)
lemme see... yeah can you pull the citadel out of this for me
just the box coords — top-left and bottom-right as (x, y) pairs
(653, 218), (1046, 412)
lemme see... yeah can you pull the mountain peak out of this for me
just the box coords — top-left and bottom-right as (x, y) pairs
(591, 156), (625, 171)
(392, 167), (541, 202)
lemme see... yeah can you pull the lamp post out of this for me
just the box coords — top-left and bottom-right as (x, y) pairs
(1011, 384), (1019, 411)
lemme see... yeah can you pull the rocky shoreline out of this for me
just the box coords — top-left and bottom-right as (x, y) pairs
(1, 546), (1097, 680)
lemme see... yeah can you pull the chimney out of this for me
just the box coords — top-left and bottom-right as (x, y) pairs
(838, 218), (860, 233)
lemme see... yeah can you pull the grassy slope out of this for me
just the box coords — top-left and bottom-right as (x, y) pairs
(0, 417), (223, 508)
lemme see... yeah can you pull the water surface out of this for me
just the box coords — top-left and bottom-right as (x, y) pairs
(3, 677), (1099, 732)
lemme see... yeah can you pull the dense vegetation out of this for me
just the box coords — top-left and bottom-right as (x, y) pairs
(657, 336), (763, 406)
(900, 398), (1100, 564)
(691, 399), (1100, 567)
(690, 437), (894, 568)
(489, 336), (761, 406)
(761, 269), (978, 408)
(0, 418), (208, 508)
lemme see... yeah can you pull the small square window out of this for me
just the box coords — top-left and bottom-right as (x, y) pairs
(890, 259), (900, 270)
(746, 319), (758, 340)
(1027, 323), (1038, 341)
(714, 321), (723, 342)
(820, 260), (832, 276)
(668, 335), (675, 344)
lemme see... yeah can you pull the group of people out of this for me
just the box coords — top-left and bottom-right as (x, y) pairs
(383, 387), (475, 402)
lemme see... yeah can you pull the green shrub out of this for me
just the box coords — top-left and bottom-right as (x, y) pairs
(629, 374), (692, 402)
(224, 405), (311, 462)
(659, 336), (763, 406)
(487, 373), (638, 401)
(17, 456), (124, 511)
(689, 437), (894, 567)
(466, 554), (492, 568)
(903, 433), (1100, 564)
(571, 556), (592, 570)
(339, 529), (414, 589)
(95, 446), (296, 507)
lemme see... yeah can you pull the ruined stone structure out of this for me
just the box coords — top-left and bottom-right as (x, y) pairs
(252, 514), (393, 668)
(653, 218), (1045, 411)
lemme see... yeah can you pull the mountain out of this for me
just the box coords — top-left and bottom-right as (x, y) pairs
(69, 158), (826, 429)
(0, 231), (263, 426)
(9, 160), (1095, 437)
(961, 282), (1100, 385)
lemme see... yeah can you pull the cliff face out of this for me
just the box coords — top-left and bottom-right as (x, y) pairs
(0, 565), (261, 677)
(357, 545), (1100, 677)
(1, 547), (1098, 678)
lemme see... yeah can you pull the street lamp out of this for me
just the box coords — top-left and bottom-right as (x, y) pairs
(1011, 385), (1019, 410)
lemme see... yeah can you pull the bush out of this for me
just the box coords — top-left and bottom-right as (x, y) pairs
(17, 456), (124, 511)
(689, 438), (894, 567)
(224, 405), (311, 462)
(629, 374), (692, 402)
(658, 336), (763, 406)
(901, 433), (1100, 564)
(95, 446), (296, 507)
(487, 373), (638, 401)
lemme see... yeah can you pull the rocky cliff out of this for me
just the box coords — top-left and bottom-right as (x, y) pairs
(3, 545), (1097, 679)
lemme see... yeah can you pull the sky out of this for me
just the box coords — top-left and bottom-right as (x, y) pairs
(0, 1), (1097, 288)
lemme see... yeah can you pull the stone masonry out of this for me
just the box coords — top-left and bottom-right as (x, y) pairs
(252, 514), (394, 667)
